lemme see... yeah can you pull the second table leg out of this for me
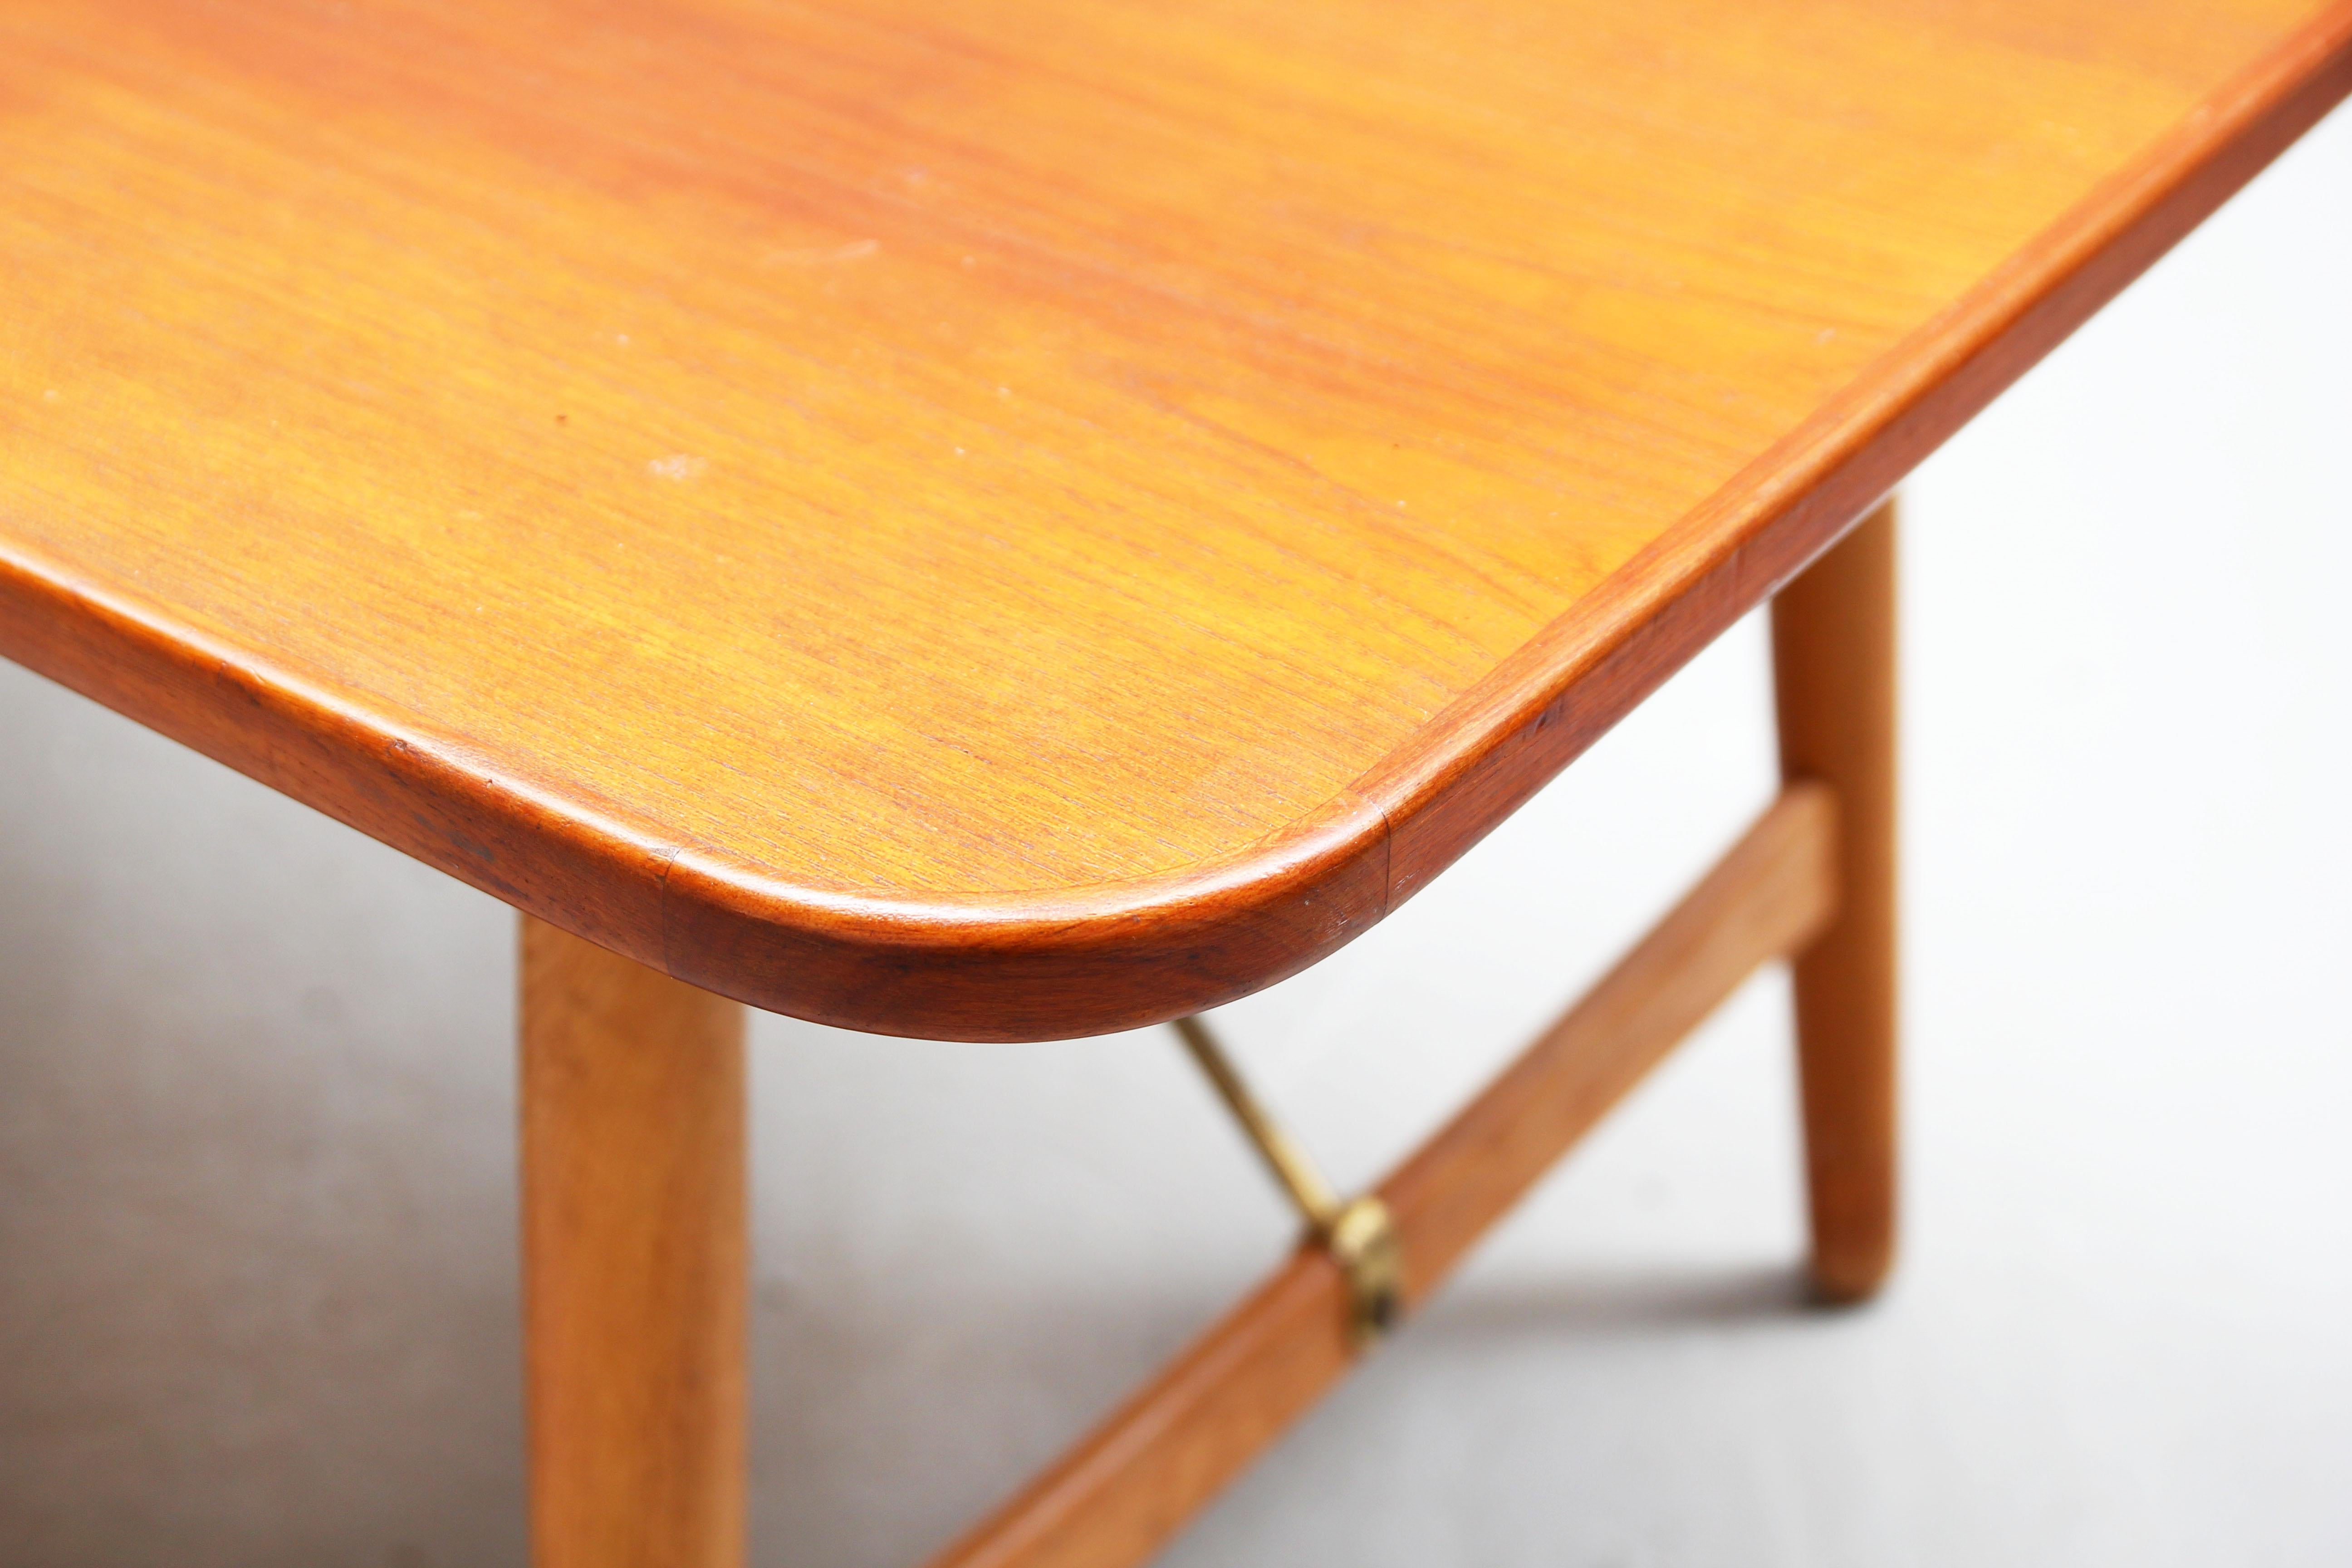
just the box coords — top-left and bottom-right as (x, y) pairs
(1771, 498), (1900, 1304)
(520, 914), (749, 1568)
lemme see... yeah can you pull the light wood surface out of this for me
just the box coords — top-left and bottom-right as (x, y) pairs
(2, 0), (2346, 1038)
(521, 916), (748, 1568)
(1773, 501), (1900, 1302)
(929, 784), (1837, 1568)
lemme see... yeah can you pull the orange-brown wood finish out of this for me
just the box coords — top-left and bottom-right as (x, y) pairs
(521, 916), (749, 1568)
(930, 785), (1838, 1568)
(2, 1), (2347, 1039)
(1772, 502), (1900, 1303)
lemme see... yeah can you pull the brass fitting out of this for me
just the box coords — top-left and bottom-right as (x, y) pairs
(1171, 1015), (1404, 1347)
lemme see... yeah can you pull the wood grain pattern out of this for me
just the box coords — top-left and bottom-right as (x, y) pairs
(1, 0), (2345, 1038)
(1773, 501), (1899, 1303)
(521, 916), (748, 1568)
(929, 784), (1837, 1568)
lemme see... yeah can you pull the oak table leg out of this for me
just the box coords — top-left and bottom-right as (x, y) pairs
(520, 916), (750, 1568)
(1771, 498), (1900, 1303)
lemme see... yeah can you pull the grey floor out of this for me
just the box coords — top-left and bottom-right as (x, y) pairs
(2, 102), (2347, 1568)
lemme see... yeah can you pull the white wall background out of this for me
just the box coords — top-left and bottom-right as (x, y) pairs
(2, 100), (2346, 1568)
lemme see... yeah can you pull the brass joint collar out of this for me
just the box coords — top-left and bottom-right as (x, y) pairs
(1320, 1194), (1403, 1347)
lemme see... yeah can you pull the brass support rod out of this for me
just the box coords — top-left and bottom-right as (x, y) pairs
(1170, 1015), (1340, 1230)
(1171, 1014), (1401, 1344)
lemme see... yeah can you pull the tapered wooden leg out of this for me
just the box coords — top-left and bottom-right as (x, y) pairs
(1771, 498), (1899, 1303)
(521, 916), (749, 1568)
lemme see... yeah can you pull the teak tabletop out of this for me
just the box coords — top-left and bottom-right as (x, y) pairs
(5, 0), (2348, 1040)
